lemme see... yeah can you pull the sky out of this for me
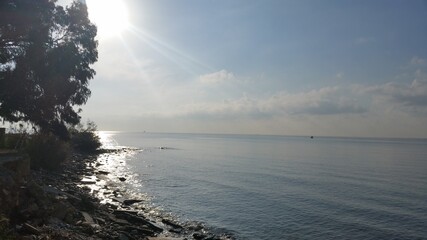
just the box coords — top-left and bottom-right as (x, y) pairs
(63, 0), (427, 137)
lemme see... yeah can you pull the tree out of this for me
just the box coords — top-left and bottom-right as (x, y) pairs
(0, 0), (97, 139)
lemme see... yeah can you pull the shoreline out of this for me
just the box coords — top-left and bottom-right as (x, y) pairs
(0, 148), (231, 240)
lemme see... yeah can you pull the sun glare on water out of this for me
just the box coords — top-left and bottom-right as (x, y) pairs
(86, 0), (130, 38)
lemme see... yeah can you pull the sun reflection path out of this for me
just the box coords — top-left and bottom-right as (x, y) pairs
(78, 132), (152, 212)
(77, 132), (236, 239)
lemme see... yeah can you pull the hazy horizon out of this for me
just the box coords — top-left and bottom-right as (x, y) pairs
(96, 130), (427, 141)
(8, 0), (427, 138)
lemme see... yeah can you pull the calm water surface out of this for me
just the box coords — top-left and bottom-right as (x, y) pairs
(104, 132), (427, 240)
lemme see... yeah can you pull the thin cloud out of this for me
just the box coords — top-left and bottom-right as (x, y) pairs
(368, 79), (427, 109)
(177, 86), (366, 119)
(354, 37), (374, 45)
(199, 69), (235, 84)
(410, 56), (427, 66)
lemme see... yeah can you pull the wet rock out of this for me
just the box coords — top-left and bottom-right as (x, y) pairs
(81, 179), (96, 184)
(97, 170), (110, 175)
(193, 232), (208, 240)
(124, 226), (156, 237)
(112, 197), (124, 203)
(113, 212), (142, 222)
(113, 210), (139, 215)
(123, 199), (143, 206)
(1, 148), (175, 239)
(105, 203), (118, 210)
(189, 224), (203, 231)
(114, 212), (163, 233)
(107, 213), (131, 225)
(162, 219), (183, 229)
(204, 236), (220, 240)
(147, 238), (186, 240)
(169, 227), (183, 234)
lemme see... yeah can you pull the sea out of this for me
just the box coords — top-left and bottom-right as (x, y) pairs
(98, 132), (427, 240)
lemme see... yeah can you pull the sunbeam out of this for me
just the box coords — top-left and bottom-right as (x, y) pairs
(127, 25), (214, 76)
(115, 34), (169, 114)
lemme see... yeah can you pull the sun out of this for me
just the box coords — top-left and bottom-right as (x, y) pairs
(86, 0), (130, 38)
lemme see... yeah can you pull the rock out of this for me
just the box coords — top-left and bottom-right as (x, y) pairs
(2, 188), (10, 196)
(169, 228), (182, 234)
(0, 128), (5, 147)
(51, 201), (77, 223)
(113, 209), (139, 215)
(94, 217), (106, 225)
(80, 223), (96, 235)
(162, 219), (182, 229)
(114, 212), (163, 233)
(118, 177), (127, 182)
(64, 212), (76, 224)
(79, 195), (97, 211)
(189, 224), (203, 231)
(20, 235), (35, 240)
(22, 223), (41, 235)
(123, 199), (143, 206)
(105, 203), (118, 209)
(81, 179), (96, 184)
(193, 232), (208, 240)
(112, 197), (124, 203)
(118, 233), (130, 240)
(97, 170), (109, 175)
(24, 203), (39, 214)
(204, 236), (220, 240)
(80, 211), (94, 224)
(124, 226), (156, 237)
(147, 238), (185, 240)
(107, 213), (130, 225)
(82, 222), (101, 233)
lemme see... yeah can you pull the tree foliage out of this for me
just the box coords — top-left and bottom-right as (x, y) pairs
(0, 0), (97, 139)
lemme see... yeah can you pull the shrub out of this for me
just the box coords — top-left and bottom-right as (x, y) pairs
(3, 134), (22, 149)
(0, 215), (13, 240)
(71, 131), (101, 153)
(70, 120), (101, 153)
(26, 134), (69, 170)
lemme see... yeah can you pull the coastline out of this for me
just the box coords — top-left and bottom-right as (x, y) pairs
(0, 148), (230, 240)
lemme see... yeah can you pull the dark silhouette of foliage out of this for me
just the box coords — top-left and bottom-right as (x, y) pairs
(26, 133), (70, 170)
(0, 0), (98, 139)
(69, 120), (101, 153)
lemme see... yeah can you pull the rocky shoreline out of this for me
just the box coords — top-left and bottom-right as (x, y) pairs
(0, 149), (233, 240)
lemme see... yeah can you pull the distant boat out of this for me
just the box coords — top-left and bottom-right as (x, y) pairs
(310, 136), (314, 139)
